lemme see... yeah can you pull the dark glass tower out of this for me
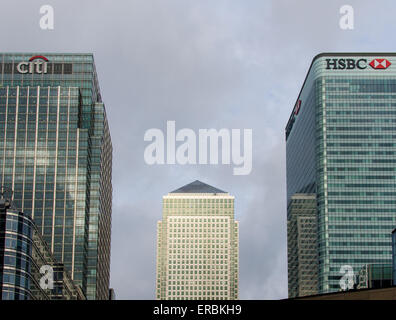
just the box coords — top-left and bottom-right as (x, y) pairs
(286, 53), (396, 294)
(0, 53), (112, 299)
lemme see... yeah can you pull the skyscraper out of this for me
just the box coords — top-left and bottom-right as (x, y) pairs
(156, 180), (239, 300)
(286, 53), (396, 294)
(0, 53), (112, 299)
(287, 193), (318, 298)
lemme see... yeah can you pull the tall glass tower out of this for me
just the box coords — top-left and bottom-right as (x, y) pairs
(156, 180), (239, 300)
(286, 53), (396, 294)
(0, 53), (112, 299)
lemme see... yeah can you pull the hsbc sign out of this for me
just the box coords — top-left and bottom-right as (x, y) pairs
(369, 59), (391, 69)
(325, 58), (391, 70)
(16, 55), (49, 74)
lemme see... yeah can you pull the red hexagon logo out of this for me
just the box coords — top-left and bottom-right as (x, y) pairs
(369, 59), (391, 69)
(294, 100), (302, 115)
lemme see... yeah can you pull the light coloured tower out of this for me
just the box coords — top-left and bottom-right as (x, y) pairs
(156, 180), (239, 300)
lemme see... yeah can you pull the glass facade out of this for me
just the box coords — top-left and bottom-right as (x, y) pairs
(0, 198), (34, 299)
(156, 180), (239, 300)
(0, 53), (112, 299)
(357, 263), (393, 289)
(286, 53), (396, 294)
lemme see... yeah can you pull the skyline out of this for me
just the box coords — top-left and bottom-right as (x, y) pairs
(2, 0), (396, 299)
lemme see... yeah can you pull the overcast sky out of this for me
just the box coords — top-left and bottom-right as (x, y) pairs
(2, 0), (396, 299)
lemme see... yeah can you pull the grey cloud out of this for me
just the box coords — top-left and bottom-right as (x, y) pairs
(1, 0), (395, 299)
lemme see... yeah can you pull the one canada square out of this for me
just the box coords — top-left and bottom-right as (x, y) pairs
(0, 53), (112, 299)
(286, 53), (396, 297)
(156, 180), (239, 300)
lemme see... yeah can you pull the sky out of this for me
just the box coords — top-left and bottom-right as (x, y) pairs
(2, 0), (396, 299)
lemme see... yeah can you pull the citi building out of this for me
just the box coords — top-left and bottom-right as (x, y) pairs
(0, 53), (112, 299)
(286, 53), (396, 296)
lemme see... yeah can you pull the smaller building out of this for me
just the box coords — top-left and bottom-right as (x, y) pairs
(357, 264), (393, 290)
(392, 229), (396, 286)
(0, 192), (84, 300)
(287, 193), (318, 298)
(109, 288), (116, 300)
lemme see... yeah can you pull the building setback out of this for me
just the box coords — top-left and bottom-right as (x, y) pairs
(156, 180), (239, 300)
(287, 193), (318, 298)
(286, 53), (396, 295)
(0, 53), (112, 299)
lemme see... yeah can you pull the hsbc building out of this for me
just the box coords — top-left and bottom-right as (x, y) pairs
(286, 53), (396, 297)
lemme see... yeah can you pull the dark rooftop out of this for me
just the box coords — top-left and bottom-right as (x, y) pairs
(170, 180), (226, 194)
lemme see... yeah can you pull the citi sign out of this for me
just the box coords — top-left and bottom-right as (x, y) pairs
(325, 58), (391, 70)
(16, 55), (49, 74)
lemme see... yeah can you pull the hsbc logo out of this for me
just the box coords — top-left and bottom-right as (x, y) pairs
(369, 59), (391, 69)
(326, 58), (391, 70)
(16, 55), (49, 74)
(294, 100), (302, 115)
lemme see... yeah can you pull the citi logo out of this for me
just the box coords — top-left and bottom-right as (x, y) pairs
(325, 58), (391, 70)
(16, 55), (49, 74)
